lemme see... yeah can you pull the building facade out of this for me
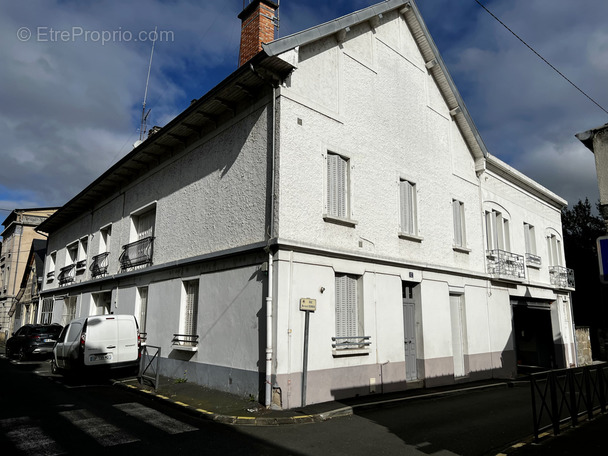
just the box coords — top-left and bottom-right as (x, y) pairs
(38, 0), (575, 408)
(0, 208), (57, 340)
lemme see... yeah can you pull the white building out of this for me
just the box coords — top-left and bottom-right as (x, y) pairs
(38, 0), (576, 408)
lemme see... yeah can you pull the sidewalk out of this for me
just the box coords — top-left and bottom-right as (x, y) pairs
(113, 374), (514, 426)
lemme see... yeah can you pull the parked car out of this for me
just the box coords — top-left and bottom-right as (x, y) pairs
(52, 314), (140, 374)
(5, 324), (63, 360)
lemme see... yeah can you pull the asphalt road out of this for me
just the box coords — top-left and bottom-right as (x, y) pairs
(1, 353), (560, 456)
(0, 357), (294, 455)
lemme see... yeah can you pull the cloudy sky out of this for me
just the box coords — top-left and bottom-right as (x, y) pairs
(1, 0), (606, 219)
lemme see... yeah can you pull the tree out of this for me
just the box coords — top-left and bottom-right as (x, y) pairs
(562, 199), (608, 359)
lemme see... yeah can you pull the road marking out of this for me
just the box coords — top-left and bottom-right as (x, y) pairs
(0, 416), (64, 455)
(60, 409), (139, 446)
(115, 402), (198, 434)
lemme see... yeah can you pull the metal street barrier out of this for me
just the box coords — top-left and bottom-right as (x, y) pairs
(530, 363), (608, 440)
(139, 345), (161, 391)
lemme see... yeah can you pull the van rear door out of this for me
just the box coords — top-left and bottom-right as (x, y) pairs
(117, 316), (139, 363)
(83, 316), (118, 366)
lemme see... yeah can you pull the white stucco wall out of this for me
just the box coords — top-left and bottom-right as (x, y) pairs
(43, 103), (271, 294)
(276, 11), (486, 277)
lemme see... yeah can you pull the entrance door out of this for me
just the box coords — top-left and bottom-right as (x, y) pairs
(450, 294), (466, 378)
(402, 283), (417, 381)
(513, 303), (555, 369)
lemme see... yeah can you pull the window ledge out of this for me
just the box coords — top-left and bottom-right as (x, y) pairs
(526, 263), (542, 270)
(398, 233), (424, 243)
(323, 215), (358, 227)
(332, 348), (370, 357)
(172, 345), (198, 352)
(453, 245), (471, 254)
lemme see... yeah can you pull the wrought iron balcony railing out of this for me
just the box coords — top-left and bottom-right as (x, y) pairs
(525, 253), (542, 268)
(332, 336), (371, 350)
(549, 266), (575, 290)
(119, 237), (154, 270)
(90, 252), (110, 278)
(486, 249), (525, 281)
(58, 264), (76, 286)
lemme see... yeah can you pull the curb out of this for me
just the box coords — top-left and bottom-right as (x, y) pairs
(114, 381), (353, 426)
(114, 379), (514, 427)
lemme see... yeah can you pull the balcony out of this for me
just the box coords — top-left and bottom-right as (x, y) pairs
(58, 264), (76, 286)
(90, 252), (109, 278)
(486, 249), (525, 282)
(119, 237), (154, 270)
(172, 333), (199, 352)
(549, 266), (576, 290)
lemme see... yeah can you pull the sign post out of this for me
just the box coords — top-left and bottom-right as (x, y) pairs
(300, 298), (316, 407)
(598, 236), (608, 284)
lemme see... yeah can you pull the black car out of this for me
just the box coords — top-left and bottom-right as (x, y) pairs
(5, 324), (63, 361)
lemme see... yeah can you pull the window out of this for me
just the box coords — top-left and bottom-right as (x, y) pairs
(136, 287), (148, 335)
(524, 223), (537, 255)
(452, 200), (467, 248)
(333, 273), (369, 352)
(120, 205), (155, 269)
(134, 209), (155, 241)
(100, 225), (112, 254)
(47, 252), (56, 281)
(485, 209), (510, 251)
(62, 296), (77, 325)
(76, 237), (88, 271)
(92, 292), (111, 315)
(326, 152), (350, 220)
(547, 233), (563, 266)
(399, 179), (418, 237)
(66, 242), (78, 266)
(524, 223), (541, 267)
(41, 298), (54, 324)
(175, 280), (199, 348)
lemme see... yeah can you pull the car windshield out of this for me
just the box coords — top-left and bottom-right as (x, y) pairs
(32, 326), (62, 336)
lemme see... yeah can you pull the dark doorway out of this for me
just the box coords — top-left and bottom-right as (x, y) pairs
(513, 304), (555, 370)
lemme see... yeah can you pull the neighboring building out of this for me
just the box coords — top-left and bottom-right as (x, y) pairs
(37, 0), (575, 408)
(9, 239), (47, 329)
(0, 208), (58, 341)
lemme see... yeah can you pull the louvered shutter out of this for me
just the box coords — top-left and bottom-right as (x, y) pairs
(335, 274), (358, 339)
(327, 153), (348, 218)
(453, 200), (462, 246)
(400, 180), (414, 234)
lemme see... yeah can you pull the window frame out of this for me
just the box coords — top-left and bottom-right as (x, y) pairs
(333, 273), (369, 356)
(452, 199), (469, 252)
(485, 209), (511, 252)
(324, 151), (357, 227)
(397, 178), (423, 242)
(174, 279), (199, 351)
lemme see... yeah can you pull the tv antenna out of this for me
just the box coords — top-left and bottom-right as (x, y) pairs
(139, 27), (157, 142)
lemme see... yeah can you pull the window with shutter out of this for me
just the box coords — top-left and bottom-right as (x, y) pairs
(400, 179), (417, 235)
(334, 273), (369, 352)
(485, 209), (510, 252)
(452, 200), (466, 247)
(326, 152), (349, 219)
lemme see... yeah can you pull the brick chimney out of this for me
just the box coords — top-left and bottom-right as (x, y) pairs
(238, 0), (278, 67)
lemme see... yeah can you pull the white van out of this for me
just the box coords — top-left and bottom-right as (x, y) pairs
(52, 314), (140, 374)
